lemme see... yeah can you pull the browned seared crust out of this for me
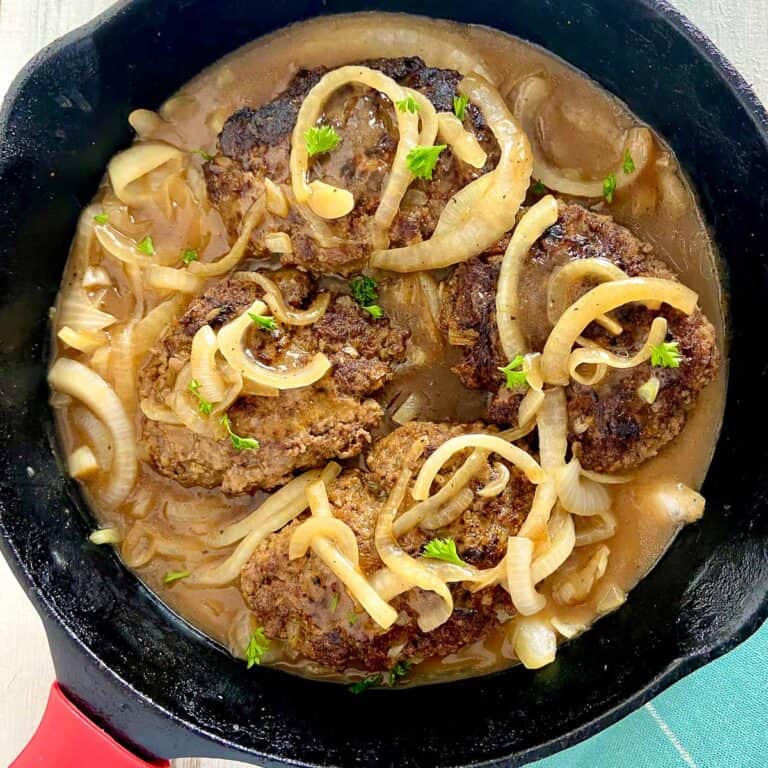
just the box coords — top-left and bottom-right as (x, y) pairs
(240, 422), (533, 672)
(205, 57), (498, 276)
(139, 270), (409, 494)
(441, 202), (720, 473)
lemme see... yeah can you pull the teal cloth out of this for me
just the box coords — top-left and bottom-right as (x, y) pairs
(531, 620), (767, 768)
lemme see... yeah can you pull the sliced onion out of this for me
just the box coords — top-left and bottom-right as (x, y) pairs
(569, 317), (668, 386)
(542, 277), (699, 385)
(392, 392), (424, 426)
(406, 88), (439, 146)
(217, 299), (331, 390)
(478, 462), (510, 498)
(190, 324), (227, 402)
(537, 387), (568, 470)
(133, 295), (183, 359)
(58, 286), (117, 332)
(140, 398), (183, 425)
(510, 618), (557, 669)
(524, 353), (544, 392)
(188, 197), (265, 277)
(71, 406), (113, 470)
(433, 173), (493, 237)
(305, 479), (398, 629)
(436, 111), (487, 168)
(421, 487), (475, 530)
(531, 508), (576, 584)
(237, 272), (330, 326)
(144, 264), (204, 295)
(596, 583), (627, 614)
(48, 358), (136, 507)
(550, 616), (587, 639)
(264, 232), (293, 254)
(518, 387), (545, 427)
(57, 326), (107, 354)
(556, 457), (611, 516)
(412, 434), (544, 501)
(505, 537), (546, 615)
(108, 141), (183, 206)
(496, 195), (559, 358)
(290, 66), (419, 232)
(647, 481), (705, 524)
(518, 480), (558, 540)
(68, 445), (99, 479)
(109, 323), (137, 416)
(580, 467), (632, 485)
(574, 508), (617, 547)
(513, 76), (652, 197)
(94, 224), (157, 267)
(289, 516), (361, 565)
(264, 178), (289, 217)
(552, 544), (610, 606)
(371, 74), (533, 272)
(89, 528), (121, 545)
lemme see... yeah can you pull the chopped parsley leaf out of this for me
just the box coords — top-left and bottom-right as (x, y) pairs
(194, 148), (213, 162)
(163, 570), (190, 585)
(530, 179), (547, 196)
(245, 627), (270, 669)
(137, 236), (155, 256)
(248, 312), (278, 331)
(187, 378), (213, 416)
(348, 674), (382, 694)
(363, 304), (384, 320)
(347, 611), (358, 627)
(182, 248), (199, 265)
(221, 413), (260, 451)
(93, 212), (109, 225)
(650, 340), (682, 368)
(349, 276), (378, 306)
(328, 593), (339, 613)
(623, 149), (636, 174)
(453, 93), (469, 121)
(603, 173), (617, 204)
(396, 95), (419, 114)
(406, 144), (447, 180)
(498, 355), (527, 390)
(305, 124), (341, 157)
(387, 660), (413, 686)
(422, 537), (466, 567)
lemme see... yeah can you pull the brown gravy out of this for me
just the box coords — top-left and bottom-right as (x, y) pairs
(52, 12), (726, 684)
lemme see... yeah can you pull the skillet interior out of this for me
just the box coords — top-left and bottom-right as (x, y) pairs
(0, 1), (767, 765)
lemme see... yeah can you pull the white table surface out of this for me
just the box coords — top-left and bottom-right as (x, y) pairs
(0, 1), (766, 766)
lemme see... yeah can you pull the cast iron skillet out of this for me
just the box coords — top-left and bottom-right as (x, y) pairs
(1, 0), (767, 765)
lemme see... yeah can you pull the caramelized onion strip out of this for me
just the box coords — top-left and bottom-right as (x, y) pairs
(190, 325), (227, 403)
(236, 272), (330, 326)
(542, 278), (698, 385)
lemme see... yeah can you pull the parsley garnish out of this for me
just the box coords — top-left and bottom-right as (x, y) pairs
(221, 413), (260, 451)
(163, 570), (190, 585)
(388, 660), (413, 686)
(328, 593), (339, 613)
(245, 627), (270, 669)
(603, 173), (617, 203)
(453, 93), (469, 121)
(406, 144), (447, 180)
(194, 148), (213, 162)
(182, 248), (198, 265)
(137, 236), (155, 256)
(93, 212), (109, 225)
(349, 674), (382, 694)
(248, 312), (278, 331)
(530, 179), (547, 196)
(347, 611), (358, 627)
(363, 304), (384, 320)
(423, 537), (466, 567)
(396, 95), (419, 114)
(305, 124), (341, 157)
(650, 340), (682, 368)
(498, 355), (527, 390)
(187, 378), (213, 416)
(623, 149), (635, 174)
(349, 276), (378, 306)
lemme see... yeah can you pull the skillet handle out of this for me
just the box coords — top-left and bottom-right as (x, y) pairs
(11, 683), (170, 768)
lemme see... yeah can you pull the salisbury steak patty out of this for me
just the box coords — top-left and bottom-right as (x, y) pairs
(441, 202), (720, 473)
(139, 269), (409, 494)
(205, 57), (498, 275)
(240, 422), (534, 672)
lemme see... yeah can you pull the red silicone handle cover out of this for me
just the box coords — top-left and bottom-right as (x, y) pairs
(11, 683), (170, 768)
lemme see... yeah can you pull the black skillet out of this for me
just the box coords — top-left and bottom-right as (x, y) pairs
(1, 0), (767, 765)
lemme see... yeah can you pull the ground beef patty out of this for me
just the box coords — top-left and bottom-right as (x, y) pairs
(205, 57), (498, 275)
(240, 421), (534, 673)
(440, 202), (720, 473)
(139, 269), (409, 494)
